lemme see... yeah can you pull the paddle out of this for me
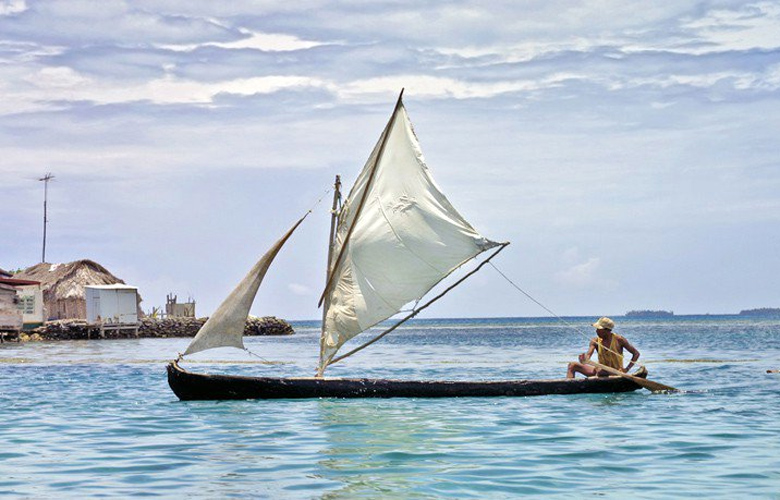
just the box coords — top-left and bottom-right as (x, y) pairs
(585, 360), (679, 393)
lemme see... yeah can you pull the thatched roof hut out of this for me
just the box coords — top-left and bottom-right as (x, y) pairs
(15, 260), (143, 321)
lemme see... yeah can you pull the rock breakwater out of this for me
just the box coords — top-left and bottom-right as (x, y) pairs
(19, 316), (294, 341)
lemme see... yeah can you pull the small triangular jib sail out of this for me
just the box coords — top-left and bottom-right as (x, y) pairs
(183, 215), (308, 356)
(318, 94), (500, 374)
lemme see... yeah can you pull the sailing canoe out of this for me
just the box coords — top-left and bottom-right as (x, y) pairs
(167, 361), (647, 400)
(166, 92), (665, 400)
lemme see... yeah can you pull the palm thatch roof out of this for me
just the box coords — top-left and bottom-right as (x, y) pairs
(15, 260), (131, 300)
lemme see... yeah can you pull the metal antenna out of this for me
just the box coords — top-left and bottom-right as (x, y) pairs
(38, 173), (55, 263)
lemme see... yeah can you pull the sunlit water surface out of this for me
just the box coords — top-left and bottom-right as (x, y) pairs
(1, 316), (778, 498)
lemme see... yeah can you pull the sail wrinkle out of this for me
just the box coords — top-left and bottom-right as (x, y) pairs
(319, 101), (499, 372)
(376, 196), (442, 275)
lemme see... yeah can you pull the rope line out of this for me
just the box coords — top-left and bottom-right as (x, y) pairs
(488, 262), (646, 371)
(307, 187), (333, 214)
(243, 347), (272, 364)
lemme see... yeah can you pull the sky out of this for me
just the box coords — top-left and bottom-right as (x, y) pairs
(0, 0), (778, 321)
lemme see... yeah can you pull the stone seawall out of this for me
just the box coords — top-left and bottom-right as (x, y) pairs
(19, 316), (294, 341)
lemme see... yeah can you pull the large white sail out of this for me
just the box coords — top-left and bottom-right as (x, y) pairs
(319, 99), (499, 373)
(184, 215), (307, 356)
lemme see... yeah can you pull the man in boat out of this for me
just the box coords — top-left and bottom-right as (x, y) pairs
(566, 317), (640, 378)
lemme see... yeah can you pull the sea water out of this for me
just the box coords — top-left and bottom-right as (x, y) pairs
(1, 316), (778, 498)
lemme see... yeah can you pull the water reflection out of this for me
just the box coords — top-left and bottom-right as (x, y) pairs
(314, 399), (478, 498)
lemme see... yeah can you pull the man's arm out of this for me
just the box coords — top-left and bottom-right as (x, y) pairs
(621, 337), (640, 373)
(579, 339), (597, 363)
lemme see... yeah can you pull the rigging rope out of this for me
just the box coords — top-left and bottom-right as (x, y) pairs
(307, 187), (333, 214)
(488, 262), (647, 371)
(243, 347), (272, 364)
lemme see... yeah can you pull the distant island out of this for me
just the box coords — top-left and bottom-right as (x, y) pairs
(625, 310), (674, 318)
(739, 308), (780, 316)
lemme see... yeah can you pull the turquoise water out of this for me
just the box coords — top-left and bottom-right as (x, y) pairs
(1, 316), (778, 498)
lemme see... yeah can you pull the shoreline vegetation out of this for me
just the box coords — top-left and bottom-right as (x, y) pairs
(17, 316), (294, 342)
(739, 307), (780, 316)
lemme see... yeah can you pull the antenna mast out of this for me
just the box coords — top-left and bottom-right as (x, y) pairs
(39, 172), (54, 263)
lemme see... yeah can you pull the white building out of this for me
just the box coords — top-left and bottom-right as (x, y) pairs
(0, 275), (44, 331)
(0, 283), (22, 334)
(85, 285), (139, 325)
(16, 283), (44, 328)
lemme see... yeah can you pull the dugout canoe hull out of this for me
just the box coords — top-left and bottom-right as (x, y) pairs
(167, 361), (647, 400)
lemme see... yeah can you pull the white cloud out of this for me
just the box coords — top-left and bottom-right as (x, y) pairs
(339, 73), (584, 101)
(159, 28), (325, 52)
(681, 1), (780, 52)
(24, 66), (91, 88)
(0, 0), (26, 16)
(0, 41), (65, 64)
(555, 257), (601, 288)
(288, 283), (311, 296)
(554, 249), (617, 290)
(0, 68), (332, 113)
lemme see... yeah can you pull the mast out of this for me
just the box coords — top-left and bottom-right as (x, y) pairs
(316, 89), (504, 375)
(318, 89), (405, 308)
(318, 175), (341, 376)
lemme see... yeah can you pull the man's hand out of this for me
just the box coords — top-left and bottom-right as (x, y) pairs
(578, 353), (587, 363)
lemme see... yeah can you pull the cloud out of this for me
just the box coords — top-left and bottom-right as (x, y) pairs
(159, 28), (326, 52)
(288, 283), (311, 296)
(555, 257), (602, 289)
(1, 1), (779, 120)
(0, 0), (25, 16)
(1, 2), (779, 317)
(0, 68), (332, 113)
(680, 1), (780, 53)
(554, 248), (617, 290)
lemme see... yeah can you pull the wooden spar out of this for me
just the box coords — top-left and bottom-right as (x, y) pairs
(585, 360), (679, 393)
(317, 89), (405, 308)
(318, 175), (341, 376)
(326, 242), (510, 368)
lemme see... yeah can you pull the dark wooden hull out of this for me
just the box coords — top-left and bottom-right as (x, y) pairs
(167, 361), (646, 400)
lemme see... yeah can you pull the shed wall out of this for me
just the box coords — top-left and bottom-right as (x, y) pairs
(0, 286), (22, 331)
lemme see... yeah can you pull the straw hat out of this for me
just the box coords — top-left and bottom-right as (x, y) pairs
(592, 317), (615, 331)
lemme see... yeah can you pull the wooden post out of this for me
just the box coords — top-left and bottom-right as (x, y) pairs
(38, 173), (54, 263)
(318, 175), (341, 377)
